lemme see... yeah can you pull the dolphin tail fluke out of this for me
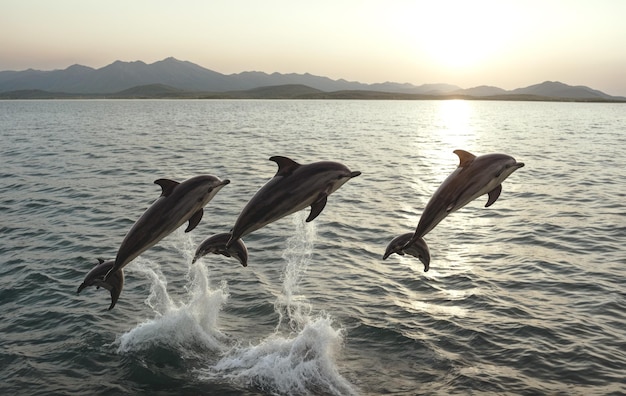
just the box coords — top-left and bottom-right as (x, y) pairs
(384, 233), (431, 272)
(78, 259), (124, 310)
(195, 233), (248, 267)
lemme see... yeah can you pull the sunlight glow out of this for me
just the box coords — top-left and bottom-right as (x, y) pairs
(396, 1), (519, 71)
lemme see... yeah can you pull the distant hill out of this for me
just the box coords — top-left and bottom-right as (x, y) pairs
(509, 81), (617, 100)
(0, 58), (624, 101)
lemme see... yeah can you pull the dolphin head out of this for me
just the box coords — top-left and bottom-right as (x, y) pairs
(183, 175), (231, 207)
(479, 154), (525, 184)
(312, 161), (361, 194)
(383, 233), (431, 272)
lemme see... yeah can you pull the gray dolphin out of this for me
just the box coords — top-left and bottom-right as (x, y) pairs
(105, 175), (230, 280)
(382, 233), (431, 271)
(193, 232), (248, 267)
(405, 149), (524, 248)
(77, 259), (124, 310)
(226, 156), (361, 248)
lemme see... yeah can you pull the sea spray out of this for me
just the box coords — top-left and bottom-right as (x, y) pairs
(275, 212), (317, 331)
(115, 235), (230, 355)
(202, 213), (358, 395)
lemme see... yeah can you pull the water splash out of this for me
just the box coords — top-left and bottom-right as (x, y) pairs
(275, 212), (317, 331)
(115, 237), (230, 356)
(204, 213), (358, 395)
(209, 315), (354, 395)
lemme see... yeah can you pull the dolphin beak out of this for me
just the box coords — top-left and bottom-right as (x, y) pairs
(515, 162), (525, 169)
(221, 179), (231, 186)
(350, 171), (361, 178)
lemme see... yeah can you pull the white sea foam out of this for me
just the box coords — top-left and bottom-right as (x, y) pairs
(208, 315), (355, 395)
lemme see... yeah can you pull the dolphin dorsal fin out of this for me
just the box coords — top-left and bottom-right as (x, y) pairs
(154, 179), (179, 197)
(269, 156), (301, 177)
(453, 150), (476, 167)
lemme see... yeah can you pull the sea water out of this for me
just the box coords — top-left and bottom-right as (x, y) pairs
(0, 99), (624, 395)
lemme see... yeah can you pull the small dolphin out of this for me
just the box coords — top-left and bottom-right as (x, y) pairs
(193, 232), (248, 267)
(105, 175), (230, 280)
(405, 149), (524, 248)
(77, 259), (124, 310)
(226, 156), (360, 247)
(382, 233), (431, 271)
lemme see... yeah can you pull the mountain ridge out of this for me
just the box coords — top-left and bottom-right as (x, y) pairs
(0, 57), (624, 101)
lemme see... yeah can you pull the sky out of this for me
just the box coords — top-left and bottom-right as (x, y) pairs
(2, 0), (625, 96)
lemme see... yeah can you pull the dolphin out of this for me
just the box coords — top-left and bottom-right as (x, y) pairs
(382, 233), (431, 271)
(105, 175), (230, 280)
(405, 149), (524, 248)
(226, 156), (360, 248)
(77, 259), (124, 310)
(193, 232), (248, 267)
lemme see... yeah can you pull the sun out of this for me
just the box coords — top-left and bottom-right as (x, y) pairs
(423, 30), (491, 70)
(396, 1), (517, 71)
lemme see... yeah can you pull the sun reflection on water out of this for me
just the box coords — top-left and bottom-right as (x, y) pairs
(413, 100), (479, 192)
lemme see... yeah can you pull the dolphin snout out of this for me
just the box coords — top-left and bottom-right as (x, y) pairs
(221, 179), (231, 186)
(350, 171), (361, 178)
(516, 162), (525, 168)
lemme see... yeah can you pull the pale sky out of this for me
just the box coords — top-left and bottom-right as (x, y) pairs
(2, 0), (625, 95)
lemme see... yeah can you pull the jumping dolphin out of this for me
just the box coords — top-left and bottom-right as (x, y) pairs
(405, 149), (524, 249)
(77, 259), (123, 310)
(384, 150), (524, 270)
(193, 232), (248, 267)
(105, 175), (230, 280)
(226, 156), (360, 248)
(382, 233), (431, 271)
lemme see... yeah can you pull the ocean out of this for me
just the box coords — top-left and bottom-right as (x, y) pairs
(1, 99), (624, 395)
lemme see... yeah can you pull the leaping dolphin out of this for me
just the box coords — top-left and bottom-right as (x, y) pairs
(77, 259), (123, 310)
(405, 149), (524, 249)
(226, 156), (360, 248)
(193, 232), (248, 267)
(384, 150), (524, 270)
(105, 175), (230, 280)
(382, 233), (431, 272)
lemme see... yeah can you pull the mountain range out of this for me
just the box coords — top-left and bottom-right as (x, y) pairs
(0, 57), (624, 101)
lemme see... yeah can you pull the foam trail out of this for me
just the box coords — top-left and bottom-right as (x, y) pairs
(202, 213), (358, 395)
(115, 232), (230, 356)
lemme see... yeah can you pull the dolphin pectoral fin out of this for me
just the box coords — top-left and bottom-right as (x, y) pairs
(306, 194), (328, 222)
(453, 149), (476, 167)
(185, 208), (203, 232)
(154, 178), (180, 197)
(485, 184), (502, 207)
(270, 156), (301, 177)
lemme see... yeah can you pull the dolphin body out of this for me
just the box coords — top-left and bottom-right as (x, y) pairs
(77, 259), (123, 310)
(226, 156), (361, 248)
(193, 232), (248, 267)
(105, 175), (230, 280)
(384, 149), (524, 270)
